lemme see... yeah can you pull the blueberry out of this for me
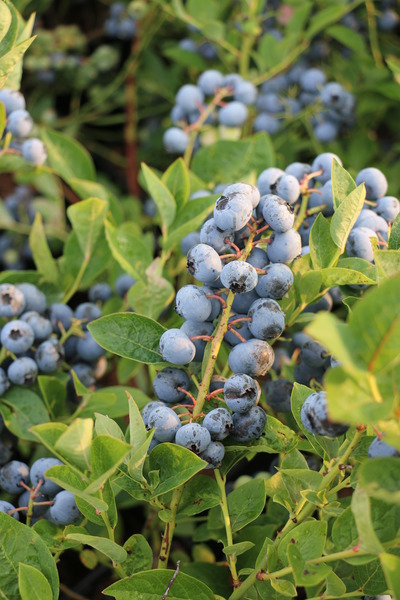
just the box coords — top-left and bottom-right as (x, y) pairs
(257, 168), (284, 196)
(303, 292), (333, 314)
(18, 490), (49, 518)
(71, 362), (96, 388)
(0, 284), (26, 317)
(201, 286), (223, 321)
(30, 457), (63, 496)
(213, 192), (253, 232)
(267, 229), (302, 264)
(1, 320), (34, 355)
(0, 89), (25, 114)
(17, 283), (47, 314)
(8, 357), (38, 385)
(294, 359), (325, 385)
(203, 408), (233, 440)
(311, 153), (342, 184)
(262, 194), (295, 232)
(260, 74), (288, 94)
(378, 8), (399, 30)
(224, 373), (260, 413)
(141, 401), (165, 427)
(247, 247), (268, 269)
(88, 283), (113, 304)
(0, 368), (9, 395)
(180, 320), (214, 362)
(64, 336), (79, 361)
(197, 70), (224, 95)
(234, 81), (257, 105)
(300, 340), (328, 368)
(254, 113), (281, 135)
(375, 196), (400, 222)
(346, 227), (377, 262)
(0, 500), (19, 520)
(175, 285), (212, 322)
(224, 313), (252, 346)
(314, 121), (338, 144)
(248, 298), (285, 340)
(109, 2), (125, 18)
(116, 18), (137, 40)
(187, 243), (222, 284)
(355, 209), (388, 235)
(47, 490), (81, 525)
(368, 437), (400, 458)
(163, 127), (189, 154)
(159, 329), (196, 365)
(222, 183), (260, 209)
(181, 231), (201, 255)
(285, 162), (312, 182)
(49, 303), (73, 333)
(300, 68), (326, 93)
(0, 460), (30, 494)
(153, 368), (190, 404)
(147, 406), (181, 442)
(231, 406), (267, 442)
(7, 110), (33, 138)
(36, 339), (64, 372)
(198, 42), (218, 60)
(75, 302), (102, 329)
(320, 82), (347, 109)
(21, 311), (52, 341)
(178, 38), (197, 53)
(0, 437), (12, 466)
(256, 263), (293, 299)
(228, 339), (274, 377)
(319, 179), (335, 216)
(209, 375), (227, 392)
(76, 332), (105, 363)
(275, 175), (300, 205)
(115, 273), (136, 297)
(21, 138), (47, 166)
(231, 289), (259, 313)
(300, 391), (348, 437)
(175, 422), (211, 453)
(220, 260), (258, 294)
(176, 84), (204, 114)
(199, 441), (225, 467)
(265, 379), (293, 412)
(256, 92), (283, 114)
(218, 101), (248, 127)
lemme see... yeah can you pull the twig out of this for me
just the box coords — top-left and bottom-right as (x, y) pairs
(161, 561), (181, 600)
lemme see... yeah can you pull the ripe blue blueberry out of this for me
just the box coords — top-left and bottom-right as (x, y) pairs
(153, 368), (190, 404)
(300, 340), (329, 368)
(18, 490), (49, 518)
(346, 227), (377, 263)
(203, 408), (233, 441)
(0, 283), (26, 317)
(17, 283), (46, 314)
(257, 168), (284, 196)
(88, 283), (113, 304)
(260, 74), (288, 94)
(187, 243), (222, 283)
(294, 359), (325, 386)
(220, 260), (258, 294)
(47, 490), (81, 525)
(163, 127), (189, 154)
(76, 332), (105, 363)
(75, 302), (102, 329)
(1, 320), (34, 355)
(253, 113), (281, 135)
(231, 288), (259, 314)
(234, 81), (257, 105)
(224, 373), (260, 413)
(180, 320), (214, 362)
(231, 406), (267, 442)
(201, 286), (223, 321)
(176, 84), (204, 113)
(36, 339), (64, 372)
(300, 68), (326, 93)
(7, 110), (33, 138)
(0, 460), (30, 494)
(197, 70), (224, 95)
(222, 183), (260, 209)
(262, 194), (295, 232)
(147, 406), (182, 442)
(375, 196), (400, 222)
(300, 391), (348, 437)
(355, 167), (388, 200)
(30, 457), (63, 496)
(49, 303), (73, 333)
(266, 229), (302, 264)
(159, 329), (196, 365)
(224, 313), (252, 346)
(0, 500), (19, 520)
(0, 89), (25, 114)
(320, 82), (347, 109)
(71, 362), (96, 388)
(256, 92), (283, 113)
(115, 273), (136, 297)
(223, 73), (243, 91)
(285, 162), (312, 182)
(275, 175), (300, 205)
(199, 441), (225, 468)
(311, 153), (342, 184)
(175, 285), (212, 322)
(265, 379), (293, 412)
(368, 437), (400, 459)
(175, 423), (211, 453)
(228, 339), (274, 377)
(21, 311), (52, 341)
(21, 138), (47, 165)
(246, 247), (268, 269)
(313, 121), (338, 143)
(0, 368), (9, 395)
(8, 357), (38, 385)
(355, 209), (388, 236)
(256, 263), (293, 299)
(213, 192), (253, 232)
(248, 298), (285, 340)
(181, 231), (201, 256)
(200, 219), (234, 254)
(141, 401), (165, 427)
(218, 101), (248, 127)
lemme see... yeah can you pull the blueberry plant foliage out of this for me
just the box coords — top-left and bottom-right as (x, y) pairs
(0, 1), (400, 600)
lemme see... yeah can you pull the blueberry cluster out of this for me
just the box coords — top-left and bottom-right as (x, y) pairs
(0, 185), (37, 271)
(0, 89), (47, 165)
(0, 449), (81, 525)
(104, 2), (137, 40)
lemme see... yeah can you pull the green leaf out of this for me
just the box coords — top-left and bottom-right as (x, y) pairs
(95, 413), (125, 441)
(104, 220), (152, 281)
(228, 479), (267, 532)
(278, 519), (327, 565)
(226, 415), (298, 456)
(309, 213), (340, 269)
(67, 197), (108, 256)
(66, 533), (127, 564)
(121, 535), (153, 576)
(351, 486), (384, 553)
(104, 569), (214, 600)
(19, 563), (53, 600)
(327, 24), (365, 53)
(331, 159), (357, 209)
(41, 128), (96, 182)
(0, 36), (35, 85)
(45, 465), (108, 512)
(287, 544), (331, 587)
(330, 183), (366, 251)
(126, 392), (147, 453)
(374, 249), (400, 281)
(325, 571), (346, 596)
(164, 194), (216, 251)
(162, 158), (190, 210)
(141, 162), (176, 230)
(178, 475), (220, 516)
(0, 387), (49, 441)
(223, 541), (255, 558)
(358, 458), (400, 504)
(320, 266), (376, 287)
(127, 259), (175, 320)
(54, 418), (93, 471)
(270, 577), (297, 597)
(0, 100), (6, 138)
(0, 512), (59, 600)
(388, 213), (400, 249)
(0, 1), (12, 46)
(86, 435), (131, 494)
(305, 1), (363, 39)
(29, 213), (60, 285)
(38, 375), (67, 418)
(149, 443), (206, 497)
(60, 229), (111, 290)
(380, 553), (400, 600)
(88, 312), (165, 364)
(295, 270), (322, 305)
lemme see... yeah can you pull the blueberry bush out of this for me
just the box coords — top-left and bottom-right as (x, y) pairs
(0, 1), (400, 599)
